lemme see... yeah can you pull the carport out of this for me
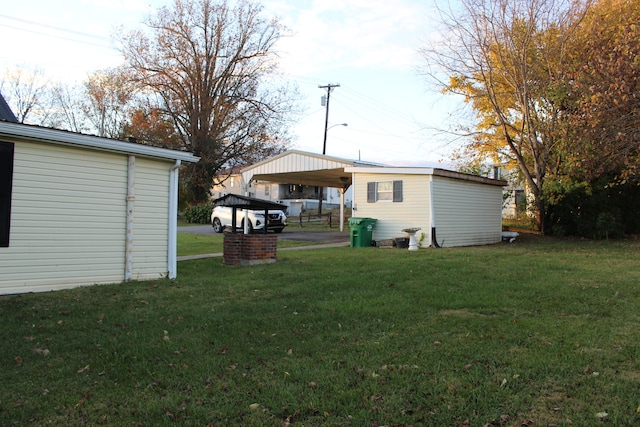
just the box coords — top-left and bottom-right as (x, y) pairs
(241, 150), (381, 231)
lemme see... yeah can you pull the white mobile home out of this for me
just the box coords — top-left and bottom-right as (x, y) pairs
(345, 167), (507, 248)
(0, 121), (198, 295)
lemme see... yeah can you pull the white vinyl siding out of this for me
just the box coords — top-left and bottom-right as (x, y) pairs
(0, 141), (127, 293)
(132, 158), (170, 279)
(432, 177), (503, 247)
(353, 173), (430, 244)
(352, 169), (504, 248)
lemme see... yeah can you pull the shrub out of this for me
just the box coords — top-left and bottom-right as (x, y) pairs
(546, 174), (640, 239)
(595, 210), (624, 240)
(183, 204), (212, 224)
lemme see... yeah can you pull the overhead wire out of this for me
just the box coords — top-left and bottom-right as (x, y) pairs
(285, 73), (443, 162)
(330, 84), (441, 161)
(0, 13), (114, 50)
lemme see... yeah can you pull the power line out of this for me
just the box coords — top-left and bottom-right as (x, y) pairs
(339, 85), (419, 127)
(0, 13), (113, 50)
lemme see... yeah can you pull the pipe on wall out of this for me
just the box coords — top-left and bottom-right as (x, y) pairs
(429, 177), (441, 248)
(167, 160), (181, 279)
(125, 155), (135, 281)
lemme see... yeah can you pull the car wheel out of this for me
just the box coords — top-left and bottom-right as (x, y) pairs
(212, 217), (223, 233)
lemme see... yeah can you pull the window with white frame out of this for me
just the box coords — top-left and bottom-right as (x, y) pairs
(367, 180), (403, 203)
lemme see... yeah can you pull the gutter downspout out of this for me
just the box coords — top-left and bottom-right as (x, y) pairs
(125, 155), (135, 281)
(429, 177), (441, 248)
(168, 160), (181, 279)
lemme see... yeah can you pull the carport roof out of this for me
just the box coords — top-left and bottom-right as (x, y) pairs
(212, 194), (287, 210)
(241, 150), (382, 189)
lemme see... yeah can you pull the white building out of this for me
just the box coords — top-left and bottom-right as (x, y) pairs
(0, 121), (198, 294)
(346, 167), (507, 247)
(231, 150), (507, 244)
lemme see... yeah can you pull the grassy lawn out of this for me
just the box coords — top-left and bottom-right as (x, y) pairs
(176, 232), (332, 257)
(1, 235), (639, 425)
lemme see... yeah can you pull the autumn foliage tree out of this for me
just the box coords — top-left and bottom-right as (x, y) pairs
(422, 0), (589, 234)
(422, 0), (640, 236)
(121, 107), (183, 149)
(118, 0), (298, 203)
(556, 0), (640, 183)
(537, 0), (640, 237)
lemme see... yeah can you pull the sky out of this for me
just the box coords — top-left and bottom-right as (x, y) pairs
(0, 0), (464, 167)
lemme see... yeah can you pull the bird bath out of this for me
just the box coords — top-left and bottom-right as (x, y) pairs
(401, 227), (422, 251)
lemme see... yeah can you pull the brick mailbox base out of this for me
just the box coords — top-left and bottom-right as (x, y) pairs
(223, 233), (277, 265)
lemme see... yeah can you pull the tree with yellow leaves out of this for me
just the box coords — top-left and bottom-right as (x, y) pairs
(421, 0), (591, 234)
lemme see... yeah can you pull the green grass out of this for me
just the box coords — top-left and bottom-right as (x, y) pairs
(176, 232), (335, 256)
(2, 235), (640, 426)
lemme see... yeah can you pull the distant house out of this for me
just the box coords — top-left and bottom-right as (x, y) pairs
(0, 111), (198, 294)
(345, 166), (507, 247)
(211, 165), (245, 200)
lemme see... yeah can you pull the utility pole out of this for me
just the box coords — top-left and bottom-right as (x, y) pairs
(318, 83), (340, 215)
(319, 83), (340, 155)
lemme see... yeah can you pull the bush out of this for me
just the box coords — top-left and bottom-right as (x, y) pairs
(546, 174), (640, 239)
(183, 204), (212, 224)
(595, 210), (624, 240)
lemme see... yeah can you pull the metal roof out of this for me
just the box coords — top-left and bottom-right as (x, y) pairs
(0, 121), (199, 163)
(241, 150), (383, 189)
(0, 93), (18, 123)
(344, 166), (508, 187)
(212, 193), (287, 210)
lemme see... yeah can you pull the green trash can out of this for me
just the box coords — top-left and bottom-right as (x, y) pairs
(348, 217), (377, 247)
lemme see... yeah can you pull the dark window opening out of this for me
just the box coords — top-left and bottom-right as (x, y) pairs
(0, 141), (14, 247)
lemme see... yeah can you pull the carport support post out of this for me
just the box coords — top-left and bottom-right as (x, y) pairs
(339, 187), (346, 232)
(263, 208), (268, 234)
(231, 207), (238, 233)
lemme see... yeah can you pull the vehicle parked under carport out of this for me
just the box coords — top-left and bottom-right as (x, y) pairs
(211, 206), (287, 233)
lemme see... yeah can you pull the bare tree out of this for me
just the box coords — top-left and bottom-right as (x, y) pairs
(0, 66), (51, 124)
(82, 68), (134, 139)
(420, 0), (591, 234)
(45, 83), (89, 133)
(118, 0), (299, 203)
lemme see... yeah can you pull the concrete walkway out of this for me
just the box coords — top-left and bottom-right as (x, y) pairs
(177, 241), (350, 261)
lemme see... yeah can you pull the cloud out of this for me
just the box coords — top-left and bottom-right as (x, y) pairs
(265, 0), (427, 76)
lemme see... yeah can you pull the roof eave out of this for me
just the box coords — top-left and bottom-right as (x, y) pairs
(344, 166), (508, 186)
(0, 121), (199, 163)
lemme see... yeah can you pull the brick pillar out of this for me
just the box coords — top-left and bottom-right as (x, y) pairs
(223, 233), (277, 265)
(241, 234), (277, 265)
(223, 232), (243, 265)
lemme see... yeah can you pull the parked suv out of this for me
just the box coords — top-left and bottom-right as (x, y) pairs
(211, 206), (287, 234)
